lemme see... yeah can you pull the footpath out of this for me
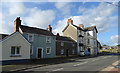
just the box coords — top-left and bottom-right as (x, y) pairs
(100, 60), (120, 73)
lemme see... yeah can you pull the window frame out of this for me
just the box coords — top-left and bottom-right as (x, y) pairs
(61, 42), (64, 46)
(46, 47), (51, 54)
(11, 46), (21, 56)
(61, 49), (64, 55)
(72, 49), (75, 54)
(30, 46), (33, 55)
(46, 36), (51, 43)
(28, 34), (34, 42)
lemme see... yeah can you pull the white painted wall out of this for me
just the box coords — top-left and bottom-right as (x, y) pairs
(1, 32), (31, 61)
(89, 31), (93, 36)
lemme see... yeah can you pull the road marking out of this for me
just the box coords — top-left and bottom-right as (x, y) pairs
(0, 65), (16, 67)
(103, 57), (108, 59)
(108, 56), (112, 58)
(52, 68), (64, 71)
(92, 58), (99, 61)
(73, 62), (87, 67)
(10, 65), (42, 71)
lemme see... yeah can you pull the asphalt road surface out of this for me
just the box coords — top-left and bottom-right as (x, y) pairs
(19, 55), (119, 73)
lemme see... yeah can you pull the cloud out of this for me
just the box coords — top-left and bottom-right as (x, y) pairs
(54, 2), (72, 17)
(77, 2), (117, 32)
(54, 2), (117, 35)
(1, 2), (55, 34)
(53, 18), (68, 35)
(8, 3), (26, 16)
(24, 7), (55, 29)
(110, 35), (120, 45)
(1, 2), (26, 34)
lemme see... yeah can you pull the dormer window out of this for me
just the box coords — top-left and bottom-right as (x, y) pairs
(28, 34), (34, 42)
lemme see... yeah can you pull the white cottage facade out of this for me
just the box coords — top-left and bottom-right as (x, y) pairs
(0, 32), (31, 64)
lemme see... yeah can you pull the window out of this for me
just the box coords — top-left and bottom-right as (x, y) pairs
(30, 46), (33, 55)
(61, 42), (64, 46)
(88, 39), (90, 45)
(11, 46), (21, 56)
(46, 36), (51, 43)
(28, 34), (34, 42)
(61, 49), (64, 55)
(87, 33), (90, 36)
(94, 40), (96, 45)
(46, 47), (51, 54)
(72, 50), (75, 54)
(79, 37), (83, 43)
(72, 44), (75, 47)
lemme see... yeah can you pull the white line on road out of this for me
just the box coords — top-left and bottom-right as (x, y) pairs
(73, 62), (87, 67)
(103, 56), (108, 59)
(52, 68), (64, 71)
(92, 58), (99, 61)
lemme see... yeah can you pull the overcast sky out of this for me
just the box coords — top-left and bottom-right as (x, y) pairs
(0, 0), (119, 46)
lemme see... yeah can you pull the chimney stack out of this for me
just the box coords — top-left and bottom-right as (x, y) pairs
(79, 24), (84, 29)
(47, 25), (52, 32)
(56, 33), (60, 36)
(67, 18), (73, 25)
(14, 17), (21, 32)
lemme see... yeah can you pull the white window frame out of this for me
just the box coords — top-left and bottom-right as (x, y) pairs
(46, 36), (51, 43)
(30, 46), (33, 55)
(61, 42), (64, 46)
(72, 44), (75, 47)
(46, 47), (51, 54)
(28, 34), (34, 42)
(11, 46), (21, 56)
(72, 49), (75, 54)
(61, 49), (64, 55)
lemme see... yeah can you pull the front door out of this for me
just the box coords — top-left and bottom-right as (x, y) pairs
(66, 49), (69, 57)
(38, 48), (42, 59)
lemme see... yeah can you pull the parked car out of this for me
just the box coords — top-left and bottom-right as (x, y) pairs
(80, 51), (85, 56)
(84, 50), (90, 56)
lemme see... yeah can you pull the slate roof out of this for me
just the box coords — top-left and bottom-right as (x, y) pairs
(84, 26), (98, 33)
(56, 36), (76, 43)
(20, 25), (54, 36)
(72, 24), (83, 30)
(62, 23), (98, 33)
(0, 34), (9, 40)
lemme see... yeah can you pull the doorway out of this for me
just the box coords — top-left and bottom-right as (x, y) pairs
(88, 48), (91, 52)
(66, 49), (69, 57)
(37, 48), (42, 59)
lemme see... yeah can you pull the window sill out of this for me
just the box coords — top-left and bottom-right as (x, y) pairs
(10, 54), (21, 57)
(46, 42), (51, 44)
(46, 53), (51, 54)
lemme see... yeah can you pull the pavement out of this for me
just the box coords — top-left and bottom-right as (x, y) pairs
(99, 60), (120, 73)
(1, 54), (119, 73)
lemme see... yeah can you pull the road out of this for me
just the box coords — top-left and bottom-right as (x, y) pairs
(18, 55), (118, 73)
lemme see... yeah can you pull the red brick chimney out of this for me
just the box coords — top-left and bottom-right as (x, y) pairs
(47, 25), (52, 32)
(79, 24), (84, 29)
(67, 18), (73, 25)
(56, 33), (60, 36)
(14, 17), (21, 32)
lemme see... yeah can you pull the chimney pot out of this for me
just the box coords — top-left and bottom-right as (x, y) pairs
(14, 17), (21, 32)
(67, 18), (73, 24)
(47, 25), (52, 32)
(56, 33), (60, 36)
(79, 24), (84, 29)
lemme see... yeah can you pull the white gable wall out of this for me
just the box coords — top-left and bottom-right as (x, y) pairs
(1, 32), (30, 61)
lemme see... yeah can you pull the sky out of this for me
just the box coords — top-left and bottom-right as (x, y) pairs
(0, 1), (119, 46)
